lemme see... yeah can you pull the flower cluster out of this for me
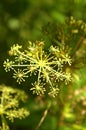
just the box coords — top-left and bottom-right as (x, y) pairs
(0, 84), (30, 130)
(3, 41), (72, 97)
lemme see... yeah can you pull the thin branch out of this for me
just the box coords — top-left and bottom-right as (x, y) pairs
(35, 103), (51, 130)
(71, 37), (84, 59)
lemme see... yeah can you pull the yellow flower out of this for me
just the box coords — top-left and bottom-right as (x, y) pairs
(4, 41), (72, 97)
(30, 81), (46, 95)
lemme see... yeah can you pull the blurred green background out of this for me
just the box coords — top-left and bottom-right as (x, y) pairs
(0, 0), (86, 130)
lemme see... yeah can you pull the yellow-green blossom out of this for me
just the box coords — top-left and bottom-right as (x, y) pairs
(3, 41), (72, 97)
(0, 84), (30, 130)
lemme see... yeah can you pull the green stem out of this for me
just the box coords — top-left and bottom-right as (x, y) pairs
(1, 115), (9, 130)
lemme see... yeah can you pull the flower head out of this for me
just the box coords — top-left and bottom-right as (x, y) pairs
(3, 59), (14, 72)
(0, 84), (30, 130)
(30, 81), (46, 95)
(9, 44), (22, 55)
(13, 69), (28, 84)
(48, 86), (59, 98)
(4, 41), (72, 97)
